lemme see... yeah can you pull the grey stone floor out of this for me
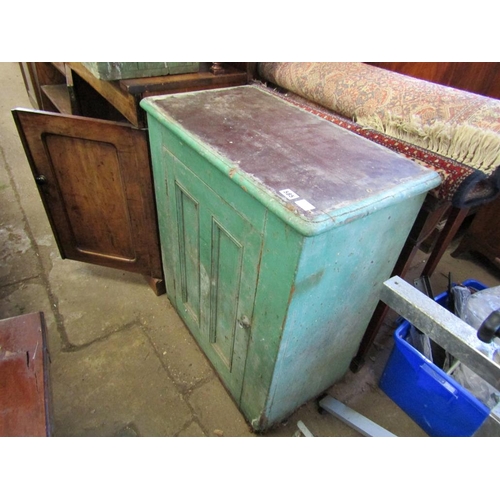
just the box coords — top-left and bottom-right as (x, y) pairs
(2, 62), (499, 438)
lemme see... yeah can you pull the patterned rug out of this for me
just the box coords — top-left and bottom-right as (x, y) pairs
(257, 63), (500, 208)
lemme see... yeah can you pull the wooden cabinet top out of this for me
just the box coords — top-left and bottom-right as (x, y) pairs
(141, 86), (441, 235)
(69, 63), (249, 128)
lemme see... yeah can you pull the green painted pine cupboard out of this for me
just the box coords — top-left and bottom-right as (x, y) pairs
(141, 86), (441, 431)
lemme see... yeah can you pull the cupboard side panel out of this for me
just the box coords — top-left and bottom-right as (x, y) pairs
(264, 195), (427, 426)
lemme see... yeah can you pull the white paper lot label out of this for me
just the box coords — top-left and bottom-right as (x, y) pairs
(279, 189), (299, 200)
(295, 199), (316, 211)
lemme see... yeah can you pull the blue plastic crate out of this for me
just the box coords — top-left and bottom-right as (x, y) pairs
(379, 279), (490, 437)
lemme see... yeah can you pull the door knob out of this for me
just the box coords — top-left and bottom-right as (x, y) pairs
(238, 315), (251, 329)
(35, 175), (47, 185)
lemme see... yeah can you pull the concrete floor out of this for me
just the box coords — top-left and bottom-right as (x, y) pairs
(2, 61), (500, 437)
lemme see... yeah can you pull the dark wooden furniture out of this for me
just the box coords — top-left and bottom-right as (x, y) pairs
(0, 312), (52, 437)
(452, 195), (500, 269)
(15, 62), (249, 295)
(367, 62), (500, 99)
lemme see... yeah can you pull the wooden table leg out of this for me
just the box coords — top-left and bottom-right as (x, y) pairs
(422, 206), (469, 276)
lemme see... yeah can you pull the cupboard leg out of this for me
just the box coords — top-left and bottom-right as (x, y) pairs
(145, 276), (166, 296)
(350, 300), (389, 372)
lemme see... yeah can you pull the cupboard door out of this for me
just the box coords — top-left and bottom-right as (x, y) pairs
(165, 152), (263, 402)
(12, 108), (164, 289)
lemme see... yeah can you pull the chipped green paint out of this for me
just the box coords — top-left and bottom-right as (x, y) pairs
(82, 62), (199, 80)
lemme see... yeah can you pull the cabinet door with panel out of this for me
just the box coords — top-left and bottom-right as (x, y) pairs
(15, 62), (250, 295)
(164, 150), (263, 402)
(14, 63), (165, 294)
(12, 108), (163, 291)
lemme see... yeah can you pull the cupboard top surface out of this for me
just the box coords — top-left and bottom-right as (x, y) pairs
(142, 86), (440, 234)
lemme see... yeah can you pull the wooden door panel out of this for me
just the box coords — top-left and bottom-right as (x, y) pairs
(44, 134), (135, 259)
(174, 184), (201, 326)
(12, 108), (163, 283)
(209, 219), (245, 371)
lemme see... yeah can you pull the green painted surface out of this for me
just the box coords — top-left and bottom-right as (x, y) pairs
(82, 62), (199, 80)
(142, 89), (441, 430)
(263, 195), (426, 426)
(159, 124), (268, 233)
(239, 213), (303, 429)
(158, 144), (263, 402)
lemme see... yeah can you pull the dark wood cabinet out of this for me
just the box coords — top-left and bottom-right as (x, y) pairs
(452, 195), (500, 269)
(14, 62), (249, 295)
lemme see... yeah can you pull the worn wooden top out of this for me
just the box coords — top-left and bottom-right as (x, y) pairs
(0, 312), (51, 436)
(143, 86), (440, 231)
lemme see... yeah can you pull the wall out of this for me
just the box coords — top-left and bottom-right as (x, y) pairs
(367, 62), (500, 99)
